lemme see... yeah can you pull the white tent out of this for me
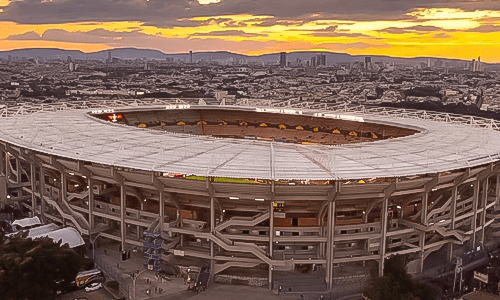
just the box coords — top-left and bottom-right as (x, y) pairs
(31, 227), (85, 248)
(12, 216), (41, 228)
(27, 223), (60, 238)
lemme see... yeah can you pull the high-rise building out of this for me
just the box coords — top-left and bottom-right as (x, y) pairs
(69, 62), (74, 72)
(310, 56), (316, 68)
(279, 52), (287, 67)
(477, 56), (481, 72)
(107, 51), (112, 64)
(364, 57), (372, 69)
(427, 58), (431, 68)
(67, 55), (72, 63)
(189, 51), (193, 64)
(8, 55), (12, 61)
(317, 53), (327, 66)
(470, 59), (477, 72)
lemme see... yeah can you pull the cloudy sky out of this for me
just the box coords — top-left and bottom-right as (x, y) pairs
(1, 0), (500, 61)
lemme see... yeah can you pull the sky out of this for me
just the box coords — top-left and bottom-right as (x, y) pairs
(0, 0), (500, 62)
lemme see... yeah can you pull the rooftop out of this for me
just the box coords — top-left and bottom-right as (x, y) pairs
(1, 100), (500, 180)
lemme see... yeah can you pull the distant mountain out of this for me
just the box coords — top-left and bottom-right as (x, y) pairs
(0, 47), (489, 66)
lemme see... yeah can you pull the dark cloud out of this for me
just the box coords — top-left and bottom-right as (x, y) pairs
(377, 25), (443, 34)
(6, 31), (41, 40)
(188, 30), (268, 37)
(433, 32), (451, 38)
(2, 0), (500, 25)
(5, 28), (276, 52)
(465, 24), (500, 32)
(286, 25), (374, 38)
(317, 42), (390, 50)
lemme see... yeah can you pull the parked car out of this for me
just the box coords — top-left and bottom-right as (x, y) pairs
(489, 250), (500, 259)
(85, 282), (102, 292)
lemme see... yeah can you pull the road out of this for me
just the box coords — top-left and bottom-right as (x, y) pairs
(56, 286), (116, 300)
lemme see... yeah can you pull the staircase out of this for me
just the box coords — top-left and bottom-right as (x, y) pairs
(169, 226), (285, 267)
(214, 211), (270, 232)
(399, 219), (466, 243)
(23, 187), (90, 235)
(67, 189), (89, 202)
(213, 261), (262, 275)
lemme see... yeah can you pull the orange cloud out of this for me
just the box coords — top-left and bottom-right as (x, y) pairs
(1, 8), (500, 62)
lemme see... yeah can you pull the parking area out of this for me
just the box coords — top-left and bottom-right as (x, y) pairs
(56, 286), (116, 300)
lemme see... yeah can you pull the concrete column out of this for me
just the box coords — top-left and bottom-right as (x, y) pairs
(447, 186), (458, 262)
(210, 195), (215, 282)
(481, 179), (488, 247)
(39, 166), (45, 222)
(472, 181), (479, 249)
(30, 163), (36, 216)
(136, 225), (141, 239)
(120, 184), (126, 251)
(269, 201), (274, 290)
(419, 192), (428, 273)
(269, 202), (274, 258)
(16, 158), (20, 184)
(159, 190), (165, 231)
(325, 201), (335, 288)
(379, 197), (389, 277)
(61, 171), (67, 203)
(497, 175), (500, 205)
(88, 176), (94, 229)
(0, 150), (4, 177)
(5, 152), (9, 181)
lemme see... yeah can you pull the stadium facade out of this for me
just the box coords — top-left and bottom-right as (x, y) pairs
(1, 98), (500, 291)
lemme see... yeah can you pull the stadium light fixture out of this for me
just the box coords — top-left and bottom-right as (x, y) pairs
(439, 220), (446, 223)
(255, 198), (265, 201)
(6, 195), (10, 199)
(69, 172), (74, 176)
(229, 197), (239, 200)
(396, 206), (401, 209)
(432, 188), (437, 191)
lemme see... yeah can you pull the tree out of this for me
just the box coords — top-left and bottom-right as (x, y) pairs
(364, 255), (436, 300)
(0, 236), (81, 300)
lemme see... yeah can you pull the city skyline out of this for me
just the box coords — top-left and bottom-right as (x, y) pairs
(0, 1), (500, 62)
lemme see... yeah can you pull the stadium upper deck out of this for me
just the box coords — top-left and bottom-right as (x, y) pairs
(0, 99), (499, 180)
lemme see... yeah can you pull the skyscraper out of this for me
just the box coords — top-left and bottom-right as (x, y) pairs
(470, 59), (476, 72)
(316, 53), (326, 66)
(107, 51), (112, 64)
(189, 50), (193, 64)
(279, 52), (287, 67)
(364, 57), (372, 69)
(477, 56), (481, 72)
(310, 56), (316, 68)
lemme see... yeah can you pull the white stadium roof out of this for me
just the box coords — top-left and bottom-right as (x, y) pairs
(1, 100), (500, 180)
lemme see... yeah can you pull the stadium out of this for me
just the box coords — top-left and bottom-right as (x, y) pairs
(1, 98), (500, 295)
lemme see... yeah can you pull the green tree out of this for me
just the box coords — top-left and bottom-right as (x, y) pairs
(364, 255), (436, 300)
(0, 236), (81, 300)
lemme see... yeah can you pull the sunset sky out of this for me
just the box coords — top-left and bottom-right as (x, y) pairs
(0, 0), (500, 61)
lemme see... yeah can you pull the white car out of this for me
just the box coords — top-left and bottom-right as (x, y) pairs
(85, 282), (102, 292)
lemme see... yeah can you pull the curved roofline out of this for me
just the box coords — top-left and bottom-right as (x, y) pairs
(0, 99), (500, 180)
